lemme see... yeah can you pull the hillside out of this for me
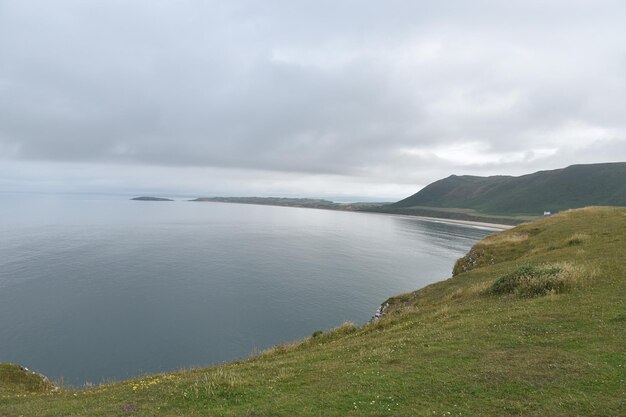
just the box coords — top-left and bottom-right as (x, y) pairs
(391, 162), (626, 216)
(2, 207), (625, 416)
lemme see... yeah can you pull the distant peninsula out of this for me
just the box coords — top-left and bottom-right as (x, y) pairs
(190, 196), (389, 210)
(131, 196), (174, 201)
(191, 196), (336, 208)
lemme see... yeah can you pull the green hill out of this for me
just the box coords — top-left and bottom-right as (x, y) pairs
(2, 207), (625, 416)
(391, 162), (626, 216)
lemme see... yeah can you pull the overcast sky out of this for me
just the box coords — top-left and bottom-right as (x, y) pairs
(1, 1), (625, 200)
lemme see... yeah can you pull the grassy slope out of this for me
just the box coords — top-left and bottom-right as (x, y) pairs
(0, 365), (55, 398)
(391, 162), (626, 216)
(2, 207), (625, 416)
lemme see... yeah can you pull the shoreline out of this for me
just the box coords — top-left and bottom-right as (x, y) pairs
(380, 213), (513, 230)
(191, 199), (514, 230)
(5, 200), (515, 390)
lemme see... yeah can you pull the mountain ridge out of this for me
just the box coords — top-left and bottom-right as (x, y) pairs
(392, 162), (626, 215)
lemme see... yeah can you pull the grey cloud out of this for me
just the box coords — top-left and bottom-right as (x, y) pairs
(1, 0), (625, 197)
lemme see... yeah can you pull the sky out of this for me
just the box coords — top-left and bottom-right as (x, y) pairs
(1, 1), (625, 200)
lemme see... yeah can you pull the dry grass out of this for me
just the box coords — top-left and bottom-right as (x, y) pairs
(432, 304), (450, 319)
(482, 232), (529, 246)
(565, 233), (590, 246)
(261, 339), (306, 356)
(546, 261), (598, 288)
(445, 281), (492, 301)
(180, 368), (244, 400)
(261, 321), (357, 356)
(466, 280), (493, 296)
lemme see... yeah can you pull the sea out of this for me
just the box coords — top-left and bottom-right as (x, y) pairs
(0, 193), (496, 386)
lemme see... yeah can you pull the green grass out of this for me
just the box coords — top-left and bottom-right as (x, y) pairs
(0, 364), (55, 397)
(2, 207), (625, 416)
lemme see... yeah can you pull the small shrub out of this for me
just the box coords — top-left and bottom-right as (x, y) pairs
(311, 330), (323, 338)
(486, 265), (566, 297)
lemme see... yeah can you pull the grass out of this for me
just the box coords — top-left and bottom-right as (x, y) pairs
(1, 206), (625, 416)
(0, 364), (55, 397)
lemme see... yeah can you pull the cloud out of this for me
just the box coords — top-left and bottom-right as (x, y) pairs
(0, 0), (625, 198)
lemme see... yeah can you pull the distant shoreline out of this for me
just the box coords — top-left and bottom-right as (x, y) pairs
(130, 195), (515, 229)
(192, 198), (513, 230)
(131, 196), (174, 201)
(382, 213), (513, 230)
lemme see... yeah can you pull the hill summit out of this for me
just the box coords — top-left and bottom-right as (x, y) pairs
(392, 162), (626, 216)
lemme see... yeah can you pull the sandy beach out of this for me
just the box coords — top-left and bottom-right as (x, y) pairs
(379, 212), (515, 230)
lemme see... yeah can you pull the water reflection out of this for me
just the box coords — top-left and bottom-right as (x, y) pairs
(0, 196), (493, 386)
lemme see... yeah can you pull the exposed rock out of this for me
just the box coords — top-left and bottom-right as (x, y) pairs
(370, 302), (390, 322)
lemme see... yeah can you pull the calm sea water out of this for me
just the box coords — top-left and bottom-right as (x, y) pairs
(0, 194), (495, 386)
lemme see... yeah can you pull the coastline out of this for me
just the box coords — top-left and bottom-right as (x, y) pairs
(5, 207), (624, 415)
(369, 211), (513, 230)
(192, 198), (514, 230)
